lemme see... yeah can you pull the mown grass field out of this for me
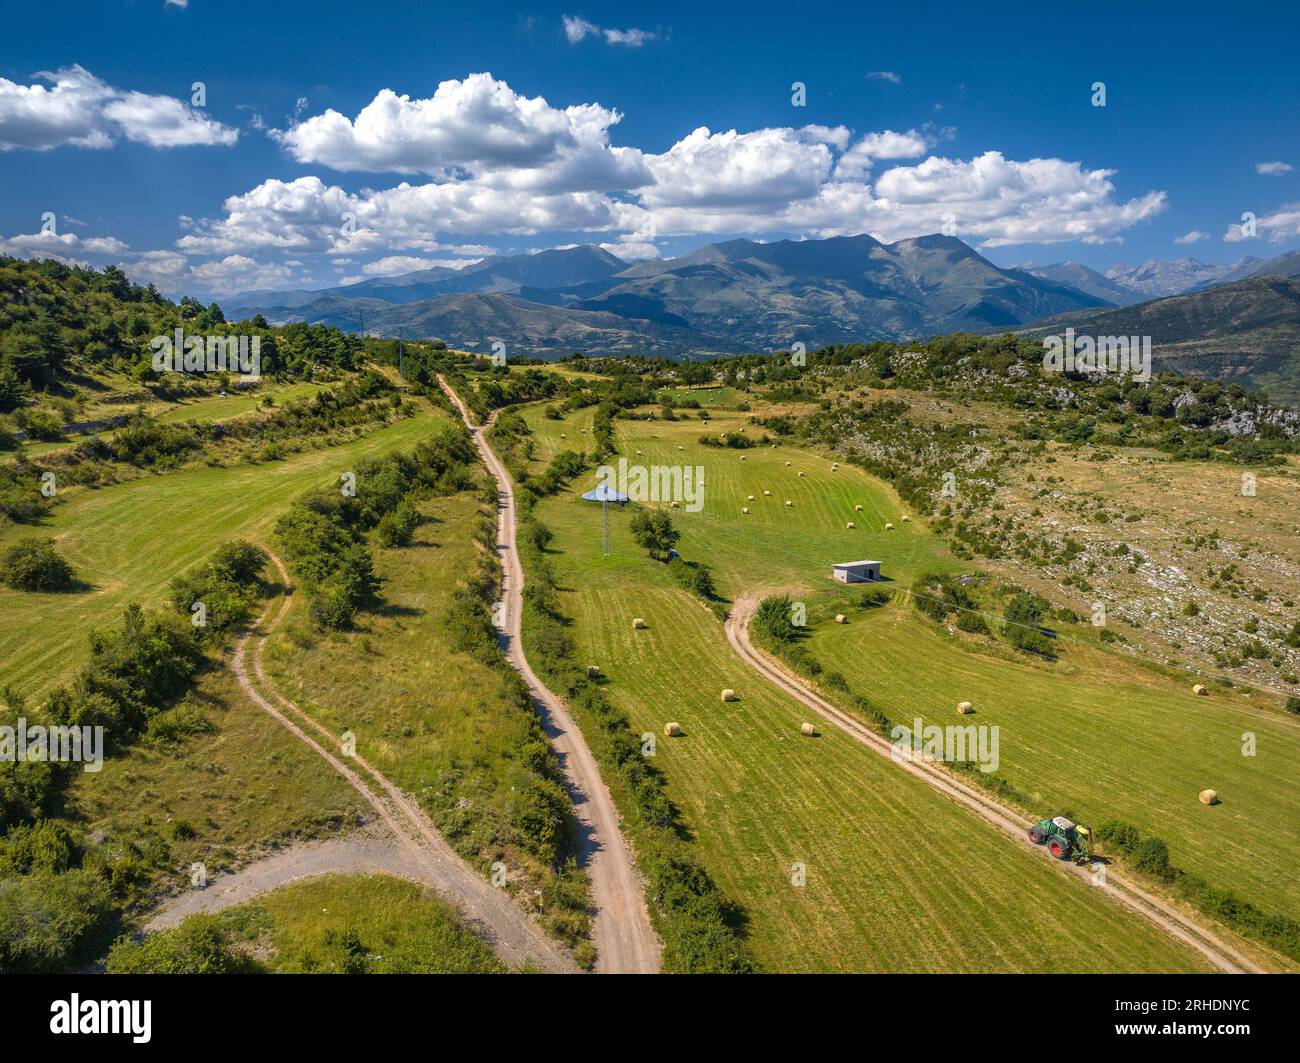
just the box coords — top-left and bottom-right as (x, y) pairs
(0, 403), (448, 697)
(525, 400), (1300, 925)
(806, 604), (1300, 918)
(217, 873), (505, 973)
(518, 402), (1213, 972)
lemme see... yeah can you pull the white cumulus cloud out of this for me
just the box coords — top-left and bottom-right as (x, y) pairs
(0, 65), (237, 151)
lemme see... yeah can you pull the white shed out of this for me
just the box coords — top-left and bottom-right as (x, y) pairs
(832, 560), (881, 583)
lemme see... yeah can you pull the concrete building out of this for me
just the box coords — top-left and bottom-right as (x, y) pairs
(832, 560), (881, 583)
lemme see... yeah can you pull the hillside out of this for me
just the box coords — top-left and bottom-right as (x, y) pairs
(1014, 275), (1300, 405)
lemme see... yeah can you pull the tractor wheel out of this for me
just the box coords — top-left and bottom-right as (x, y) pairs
(1048, 836), (1073, 860)
(1028, 826), (1047, 845)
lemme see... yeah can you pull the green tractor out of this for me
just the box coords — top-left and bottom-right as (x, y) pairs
(1028, 816), (1092, 864)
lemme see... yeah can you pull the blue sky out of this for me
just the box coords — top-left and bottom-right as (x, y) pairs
(1, 0), (1297, 299)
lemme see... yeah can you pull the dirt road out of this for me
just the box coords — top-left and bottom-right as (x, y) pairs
(725, 595), (1266, 975)
(439, 376), (662, 975)
(147, 831), (442, 929)
(228, 557), (578, 973)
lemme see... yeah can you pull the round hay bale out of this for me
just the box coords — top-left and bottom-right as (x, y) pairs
(957, 701), (974, 715)
(785, 461), (792, 466)
(587, 665), (601, 677)
(636, 450), (643, 456)
(740, 455), (747, 461)
(846, 521), (856, 529)
(1193, 684), (1208, 696)
(885, 522), (895, 530)
(797, 471), (805, 477)
(560, 433), (566, 438)
(670, 501), (680, 508)
(747, 494), (755, 500)
(763, 490), (772, 496)
(800, 722), (816, 737)
(664, 722), (682, 737)
(721, 688), (737, 702)
(835, 614), (847, 624)
(741, 506), (750, 514)
(1199, 788), (1219, 805)
(901, 515), (911, 522)
(785, 500), (794, 507)
(632, 617), (648, 630)
(677, 445), (684, 451)
(854, 504), (863, 512)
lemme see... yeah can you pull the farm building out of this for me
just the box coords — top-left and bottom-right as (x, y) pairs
(832, 560), (882, 583)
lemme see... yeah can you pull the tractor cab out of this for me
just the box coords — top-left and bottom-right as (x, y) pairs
(1028, 816), (1092, 863)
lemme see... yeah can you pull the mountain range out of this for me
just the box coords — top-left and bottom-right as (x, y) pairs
(228, 234), (1109, 356)
(226, 235), (1300, 401)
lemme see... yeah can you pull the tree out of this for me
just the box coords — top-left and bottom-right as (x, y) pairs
(1003, 591), (1055, 657)
(629, 510), (679, 560)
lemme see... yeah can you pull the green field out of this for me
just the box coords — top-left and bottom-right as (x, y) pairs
(518, 402), (1215, 972)
(260, 489), (589, 937)
(0, 403), (448, 697)
(525, 400), (1300, 924)
(67, 666), (365, 895)
(215, 873), (505, 973)
(13, 379), (327, 458)
(805, 604), (1300, 918)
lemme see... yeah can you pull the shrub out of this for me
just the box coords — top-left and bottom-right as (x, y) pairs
(168, 541), (267, 634)
(753, 595), (798, 643)
(2, 538), (75, 592)
(376, 501), (419, 547)
(1133, 836), (1173, 879)
(105, 915), (259, 974)
(0, 869), (113, 973)
(1285, 696), (1300, 716)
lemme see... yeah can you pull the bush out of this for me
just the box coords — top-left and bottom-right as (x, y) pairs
(1, 538), (75, 591)
(1285, 696), (1300, 716)
(753, 595), (798, 643)
(376, 501), (419, 547)
(106, 915), (259, 973)
(0, 869), (113, 973)
(168, 541), (267, 634)
(0, 821), (82, 876)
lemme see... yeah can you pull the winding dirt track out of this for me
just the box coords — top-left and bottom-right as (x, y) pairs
(725, 595), (1266, 975)
(439, 376), (662, 975)
(230, 557), (578, 973)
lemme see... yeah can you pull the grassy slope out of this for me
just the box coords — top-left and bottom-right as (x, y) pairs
(551, 403), (1300, 920)
(0, 403), (446, 697)
(259, 490), (582, 922)
(13, 379), (327, 458)
(221, 873), (505, 973)
(520, 402), (1210, 972)
(67, 666), (365, 889)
